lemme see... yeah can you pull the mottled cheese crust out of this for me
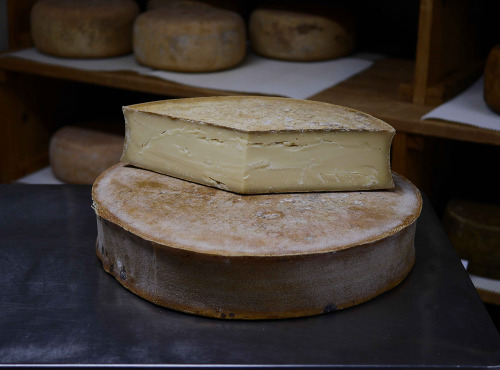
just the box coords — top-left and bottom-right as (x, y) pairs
(93, 164), (420, 256)
(249, 7), (355, 61)
(121, 96), (396, 194)
(485, 45), (500, 114)
(133, 7), (246, 72)
(50, 126), (124, 184)
(30, 0), (139, 58)
(92, 163), (422, 319)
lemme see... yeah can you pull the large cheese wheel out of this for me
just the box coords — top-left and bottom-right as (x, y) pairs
(50, 126), (124, 184)
(484, 45), (500, 114)
(31, 0), (139, 58)
(133, 7), (246, 72)
(92, 164), (422, 319)
(249, 7), (355, 61)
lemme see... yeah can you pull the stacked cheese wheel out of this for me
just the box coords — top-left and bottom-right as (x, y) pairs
(92, 96), (422, 319)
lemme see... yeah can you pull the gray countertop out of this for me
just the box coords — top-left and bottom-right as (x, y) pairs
(0, 184), (499, 368)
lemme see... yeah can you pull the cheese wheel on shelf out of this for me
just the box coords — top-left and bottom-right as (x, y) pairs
(147, 0), (213, 10)
(484, 45), (500, 114)
(92, 164), (422, 319)
(249, 7), (355, 61)
(121, 96), (396, 194)
(50, 126), (124, 184)
(133, 7), (246, 72)
(443, 199), (500, 280)
(30, 0), (140, 58)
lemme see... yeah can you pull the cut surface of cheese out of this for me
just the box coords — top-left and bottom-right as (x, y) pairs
(92, 163), (422, 319)
(31, 0), (139, 58)
(50, 126), (124, 184)
(121, 96), (396, 194)
(249, 7), (355, 61)
(133, 7), (246, 72)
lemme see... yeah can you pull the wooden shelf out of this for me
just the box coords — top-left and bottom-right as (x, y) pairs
(0, 53), (245, 98)
(2, 54), (499, 147)
(312, 58), (500, 146)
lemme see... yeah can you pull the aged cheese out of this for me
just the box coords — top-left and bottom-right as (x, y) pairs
(249, 7), (355, 61)
(92, 163), (422, 319)
(443, 199), (500, 280)
(31, 0), (139, 58)
(484, 45), (500, 114)
(133, 6), (246, 72)
(121, 96), (395, 194)
(147, 0), (214, 10)
(50, 126), (124, 184)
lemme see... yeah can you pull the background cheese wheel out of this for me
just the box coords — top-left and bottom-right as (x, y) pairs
(133, 7), (246, 72)
(249, 7), (355, 61)
(147, 0), (214, 10)
(484, 45), (500, 114)
(50, 126), (124, 184)
(443, 199), (500, 280)
(92, 164), (422, 319)
(147, 0), (246, 14)
(30, 0), (139, 58)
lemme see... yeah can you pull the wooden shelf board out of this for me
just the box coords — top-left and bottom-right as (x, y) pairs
(311, 59), (500, 146)
(0, 55), (246, 98)
(1, 55), (500, 146)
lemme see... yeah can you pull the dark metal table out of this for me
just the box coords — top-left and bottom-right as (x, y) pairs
(1, 184), (499, 368)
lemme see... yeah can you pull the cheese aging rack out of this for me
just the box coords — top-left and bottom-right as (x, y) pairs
(1, 0), (500, 202)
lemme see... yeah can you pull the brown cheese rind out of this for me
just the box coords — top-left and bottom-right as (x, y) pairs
(92, 164), (421, 319)
(133, 7), (246, 72)
(124, 96), (395, 133)
(31, 0), (139, 58)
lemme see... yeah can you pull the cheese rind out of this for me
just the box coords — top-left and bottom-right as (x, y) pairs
(92, 163), (422, 319)
(249, 7), (355, 61)
(50, 126), (124, 184)
(121, 96), (395, 194)
(133, 7), (246, 72)
(30, 0), (139, 58)
(484, 45), (500, 114)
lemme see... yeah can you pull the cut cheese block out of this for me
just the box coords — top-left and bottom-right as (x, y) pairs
(50, 126), (124, 184)
(30, 0), (139, 58)
(484, 45), (500, 114)
(92, 163), (422, 319)
(443, 199), (500, 280)
(133, 7), (246, 72)
(249, 7), (355, 61)
(121, 96), (396, 194)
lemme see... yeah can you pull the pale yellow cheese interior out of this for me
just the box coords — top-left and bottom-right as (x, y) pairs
(121, 96), (395, 194)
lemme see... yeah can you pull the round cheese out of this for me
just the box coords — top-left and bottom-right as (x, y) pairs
(30, 0), (139, 58)
(147, 0), (214, 10)
(443, 199), (500, 280)
(92, 163), (422, 319)
(249, 7), (355, 61)
(133, 7), (246, 72)
(50, 126), (124, 184)
(484, 45), (500, 114)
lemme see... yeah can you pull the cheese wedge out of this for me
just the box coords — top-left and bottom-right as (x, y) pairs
(121, 96), (396, 194)
(92, 163), (422, 319)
